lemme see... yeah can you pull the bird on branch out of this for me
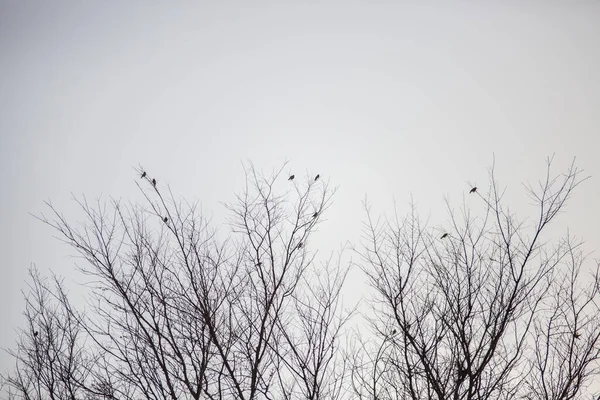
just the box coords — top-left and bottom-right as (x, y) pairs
(314, 174), (320, 181)
(141, 171), (147, 179)
(312, 212), (318, 218)
(469, 187), (477, 194)
(441, 233), (449, 239)
(152, 178), (157, 187)
(163, 217), (168, 223)
(574, 330), (582, 339)
(33, 331), (38, 337)
(288, 175), (295, 181)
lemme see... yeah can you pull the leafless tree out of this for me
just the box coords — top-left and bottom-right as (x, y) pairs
(351, 157), (600, 400)
(2, 268), (97, 400)
(2, 164), (352, 400)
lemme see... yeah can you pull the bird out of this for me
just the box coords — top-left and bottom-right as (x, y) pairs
(152, 178), (157, 186)
(574, 330), (582, 339)
(297, 242), (303, 249)
(312, 212), (318, 218)
(141, 171), (147, 179)
(288, 175), (295, 181)
(391, 329), (397, 335)
(33, 331), (38, 337)
(441, 233), (449, 239)
(314, 174), (320, 181)
(163, 217), (168, 223)
(457, 363), (467, 379)
(469, 187), (477, 194)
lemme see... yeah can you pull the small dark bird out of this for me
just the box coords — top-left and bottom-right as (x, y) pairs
(152, 178), (157, 186)
(33, 331), (38, 337)
(457, 363), (467, 379)
(469, 187), (477, 194)
(288, 175), (295, 181)
(163, 217), (168, 223)
(312, 212), (318, 218)
(574, 330), (582, 339)
(297, 242), (303, 249)
(441, 233), (449, 239)
(314, 174), (320, 181)
(391, 329), (397, 335)
(141, 171), (147, 178)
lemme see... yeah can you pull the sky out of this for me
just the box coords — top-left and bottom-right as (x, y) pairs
(1, 1), (600, 387)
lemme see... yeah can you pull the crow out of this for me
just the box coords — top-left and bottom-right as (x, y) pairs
(141, 171), (147, 178)
(163, 217), (168, 223)
(441, 233), (449, 239)
(314, 174), (320, 181)
(288, 175), (295, 181)
(469, 187), (477, 194)
(152, 178), (157, 186)
(312, 212), (318, 218)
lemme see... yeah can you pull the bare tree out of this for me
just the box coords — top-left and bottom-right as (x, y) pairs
(3, 268), (96, 400)
(351, 157), (600, 400)
(2, 164), (352, 400)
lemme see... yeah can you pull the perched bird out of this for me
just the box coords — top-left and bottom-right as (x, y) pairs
(152, 178), (157, 186)
(312, 212), (318, 218)
(288, 175), (295, 181)
(574, 330), (582, 339)
(469, 187), (477, 194)
(141, 171), (147, 179)
(441, 233), (449, 239)
(163, 217), (168, 223)
(33, 331), (38, 337)
(457, 363), (467, 379)
(391, 329), (397, 335)
(314, 174), (320, 181)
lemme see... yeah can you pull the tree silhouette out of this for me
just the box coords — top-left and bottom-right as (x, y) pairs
(350, 157), (600, 400)
(3, 158), (600, 400)
(2, 164), (351, 400)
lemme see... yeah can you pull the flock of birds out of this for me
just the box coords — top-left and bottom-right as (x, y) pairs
(138, 170), (321, 232)
(26, 173), (584, 343)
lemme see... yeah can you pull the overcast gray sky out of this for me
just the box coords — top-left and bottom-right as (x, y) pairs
(1, 1), (599, 381)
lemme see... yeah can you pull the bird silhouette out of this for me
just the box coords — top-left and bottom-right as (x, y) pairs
(163, 217), (168, 223)
(574, 330), (582, 339)
(152, 178), (157, 186)
(469, 187), (477, 194)
(441, 233), (449, 239)
(391, 329), (397, 335)
(33, 331), (38, 337)
(141, 171), (147, 179)
(314, 174), (320, 181)
(312, 212), (318, 218)
(288, 175), (295, 181)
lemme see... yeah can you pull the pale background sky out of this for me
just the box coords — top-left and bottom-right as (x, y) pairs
(1, 1), (599, 387)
